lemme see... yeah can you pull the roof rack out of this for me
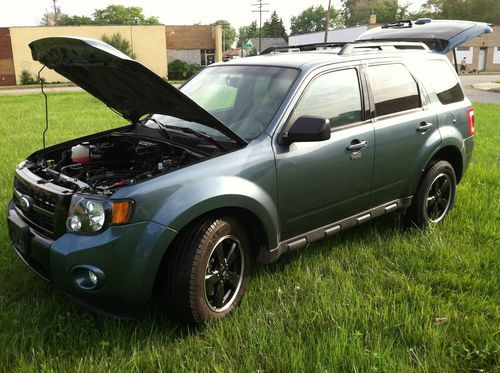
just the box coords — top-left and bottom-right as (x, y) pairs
(339, 41), (430, 55)
(381, 19), (413, 29)
(260, 42), (346, 55)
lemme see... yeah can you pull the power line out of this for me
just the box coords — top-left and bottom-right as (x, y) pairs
(251, 0), (270, 54)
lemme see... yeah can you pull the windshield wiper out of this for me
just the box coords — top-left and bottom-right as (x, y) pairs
(147, 119), (227, 151)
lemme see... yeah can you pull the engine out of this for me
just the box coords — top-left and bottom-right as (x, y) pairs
(26, 132), (202, 195)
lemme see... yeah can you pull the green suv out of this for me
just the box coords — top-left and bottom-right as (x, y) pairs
(7, 20), (490, 323)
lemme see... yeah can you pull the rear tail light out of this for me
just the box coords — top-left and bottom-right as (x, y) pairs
(467, 107), (474, 136)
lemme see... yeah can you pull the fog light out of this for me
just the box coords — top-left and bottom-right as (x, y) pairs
(72, 265), (105, 291)
(69, 215), (82, 231)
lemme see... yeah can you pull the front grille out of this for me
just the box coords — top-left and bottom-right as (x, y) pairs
(14, 179), (56, 212)
(13, 175), (70, 239)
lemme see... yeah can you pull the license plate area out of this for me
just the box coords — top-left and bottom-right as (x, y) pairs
(8, 216), (33, 256)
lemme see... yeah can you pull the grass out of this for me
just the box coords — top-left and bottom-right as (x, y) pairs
(0, 82), (76, 90)
(0, 92), (499, 372)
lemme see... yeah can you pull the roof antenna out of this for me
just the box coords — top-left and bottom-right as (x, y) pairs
(37, 65), (48, 149)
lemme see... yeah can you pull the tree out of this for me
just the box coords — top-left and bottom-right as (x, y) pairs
(262, 11), (288, 41)
(213, 20), (236, 51)
(290, 5), (343, 35)
(342, 0), (410, 26)
(58, 14), (94, 26)
(41, 4), (160, 26)
(93, 5), (160, 25)
(419, 0), (499, 24)
(237, 21), (259, 47)
(101, 33), (136, 59)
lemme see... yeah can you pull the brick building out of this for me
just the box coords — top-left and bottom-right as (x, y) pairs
(166, 25), (222, 67)
(0, 28), (16, 85)
(448, 26), (500, 72)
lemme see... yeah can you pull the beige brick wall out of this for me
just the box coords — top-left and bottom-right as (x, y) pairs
(10, 25), (167, 84)
(447, 26), (500, 72)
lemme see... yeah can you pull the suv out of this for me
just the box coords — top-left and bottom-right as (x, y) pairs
(7, 20), (490, 323)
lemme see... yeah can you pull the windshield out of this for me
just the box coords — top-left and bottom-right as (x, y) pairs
(146, 65), (298, 141)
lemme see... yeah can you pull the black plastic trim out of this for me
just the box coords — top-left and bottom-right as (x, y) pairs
(258, 197), (413, 263)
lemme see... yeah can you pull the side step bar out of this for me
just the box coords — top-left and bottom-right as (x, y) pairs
(258, 198), (411, 264)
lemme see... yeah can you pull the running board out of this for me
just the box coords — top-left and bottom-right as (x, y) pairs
(257, 197), (412, 264)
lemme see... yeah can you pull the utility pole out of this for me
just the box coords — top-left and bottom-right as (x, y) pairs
(251, 0), (269, 54)
(52, 0), (59, 26)
(324, 0), (332, 43)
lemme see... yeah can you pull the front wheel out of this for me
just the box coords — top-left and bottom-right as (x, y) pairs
(162, 216), (251, 323)
(405, 160), (457, 228)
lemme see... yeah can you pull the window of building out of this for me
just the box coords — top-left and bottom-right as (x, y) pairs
(493, 46), (500, 64)
(291, 69), (362, 128)
(367, 64), (420, 117)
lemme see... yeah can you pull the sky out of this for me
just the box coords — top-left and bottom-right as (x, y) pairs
(0, 0), (425, 32)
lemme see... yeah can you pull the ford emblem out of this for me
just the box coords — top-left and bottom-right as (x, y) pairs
(19, 196), (32, 212)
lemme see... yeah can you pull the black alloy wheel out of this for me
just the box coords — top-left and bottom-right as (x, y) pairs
(405, 160), (457, 228)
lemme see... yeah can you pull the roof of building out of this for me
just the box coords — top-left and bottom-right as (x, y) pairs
(249, 38), (288, 51)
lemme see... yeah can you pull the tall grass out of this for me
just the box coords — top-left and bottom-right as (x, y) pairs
(0, 92), (498, 372)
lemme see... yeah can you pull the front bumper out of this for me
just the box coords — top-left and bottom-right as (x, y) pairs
(7, 201), (177, 318)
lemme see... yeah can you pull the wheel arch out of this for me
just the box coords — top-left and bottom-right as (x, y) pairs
(429, 145), (464, 183)
(152, 205), (271, 299)
(412, 143), (464, 196)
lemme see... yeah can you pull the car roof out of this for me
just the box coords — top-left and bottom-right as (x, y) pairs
(216, 49), (442, 72)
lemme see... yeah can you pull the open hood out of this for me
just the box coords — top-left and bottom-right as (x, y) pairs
(357, 19), (492, 54)
(29, 37), (246, 145)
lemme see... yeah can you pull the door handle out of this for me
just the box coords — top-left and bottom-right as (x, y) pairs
(346, 140), (368, 151)
(417, 121), (433, 132)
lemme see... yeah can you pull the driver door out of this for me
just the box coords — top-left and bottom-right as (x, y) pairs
(274, 67), (374, 239)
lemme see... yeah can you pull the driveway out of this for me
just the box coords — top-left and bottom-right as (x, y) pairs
(459, 74), (500, 105)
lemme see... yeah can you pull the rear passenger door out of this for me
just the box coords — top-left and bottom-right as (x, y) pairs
(366, 63), (440, 207)
(274, 67), (374, 239)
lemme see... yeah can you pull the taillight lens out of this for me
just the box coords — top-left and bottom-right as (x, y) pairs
(467, 107), (475, 136)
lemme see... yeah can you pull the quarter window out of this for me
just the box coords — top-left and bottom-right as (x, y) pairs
(367, 64), (420, 117)
(292, 69), (362, 128)
(424, 60), (464, 105)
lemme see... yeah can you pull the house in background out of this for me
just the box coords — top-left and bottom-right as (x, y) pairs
(448, 26), (500, 72)
(166, 25), (222, 67)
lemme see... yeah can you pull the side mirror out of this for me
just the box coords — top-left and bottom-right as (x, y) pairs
(282, 116), (331, 144)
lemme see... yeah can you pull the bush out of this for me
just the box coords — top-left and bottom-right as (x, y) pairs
(19, 69), (46, 85)
(168, 60), (201, 80)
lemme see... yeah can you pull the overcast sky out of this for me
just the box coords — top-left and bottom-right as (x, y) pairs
(0, 0), (424, 32)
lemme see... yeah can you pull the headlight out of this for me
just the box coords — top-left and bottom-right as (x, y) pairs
(66, 196), (133, 234)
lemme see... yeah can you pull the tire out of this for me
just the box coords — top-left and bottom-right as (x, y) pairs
(162, 216), (251, 324)
(405, 160), (457, 228)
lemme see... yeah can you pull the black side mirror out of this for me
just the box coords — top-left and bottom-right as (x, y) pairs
(282, 116), (331, 144)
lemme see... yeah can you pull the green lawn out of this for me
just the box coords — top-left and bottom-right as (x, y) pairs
(0, 92), (498, 372)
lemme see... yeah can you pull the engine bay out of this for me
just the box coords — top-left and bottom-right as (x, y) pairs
(25, 130), (206, 196)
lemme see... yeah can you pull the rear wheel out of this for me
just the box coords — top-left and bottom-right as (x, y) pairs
(163, 216), (251, 323)
(405, 160), (457, 228)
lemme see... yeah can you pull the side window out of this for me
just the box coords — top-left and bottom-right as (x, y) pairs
(424, 60), (464, 105)
(367, 64), (420, 117)
(292, 69), (362, 128)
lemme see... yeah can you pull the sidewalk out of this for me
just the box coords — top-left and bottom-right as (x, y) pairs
(471, 82), (500, 93)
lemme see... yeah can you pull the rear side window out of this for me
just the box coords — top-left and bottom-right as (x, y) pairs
(292, 69), (362, 128)
(367, 64), (420, 117)
(425, 60), (464, 105)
